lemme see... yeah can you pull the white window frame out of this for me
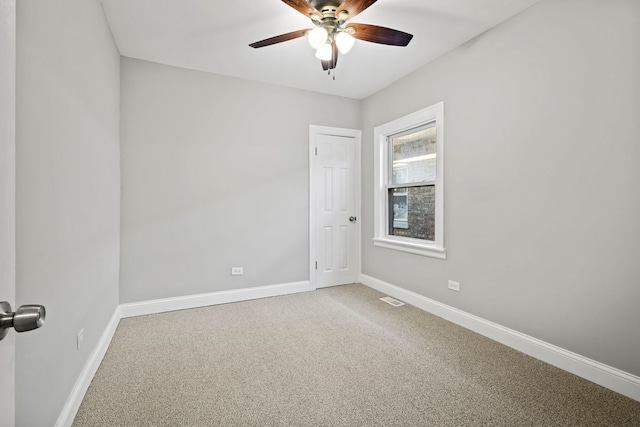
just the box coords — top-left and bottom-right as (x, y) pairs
(373, 102), (446, 259)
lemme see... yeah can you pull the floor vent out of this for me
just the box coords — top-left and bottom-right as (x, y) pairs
(380, 296), (405, 307)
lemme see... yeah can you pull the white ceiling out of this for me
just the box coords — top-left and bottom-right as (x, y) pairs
(101, 0), (541, 100)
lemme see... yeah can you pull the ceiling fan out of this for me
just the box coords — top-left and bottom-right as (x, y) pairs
(249, 0), (413, 72)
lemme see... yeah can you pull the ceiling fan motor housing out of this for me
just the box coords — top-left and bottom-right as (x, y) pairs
(308, 1), (342, 18)
(308, 1), (343, 9)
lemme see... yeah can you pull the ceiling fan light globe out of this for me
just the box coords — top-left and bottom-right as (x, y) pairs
(308, 27), (329, 49)
(315, 43), (333, 60)
(335, 31), (355, 54)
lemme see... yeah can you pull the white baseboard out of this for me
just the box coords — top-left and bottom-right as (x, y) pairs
(119, 281), (313, 318)
(56, 280), (313, 426)
(55, 307), (122, 427)
(360, 274), (640, 402)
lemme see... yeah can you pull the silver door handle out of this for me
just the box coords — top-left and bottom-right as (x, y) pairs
(349, 216), (357, 222)
(0, 301), (46, 341)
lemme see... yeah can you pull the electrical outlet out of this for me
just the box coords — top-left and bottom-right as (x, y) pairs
(231, 267), (243, 276)
(77, 328), (84, 350)
(448, 280), (460, 292)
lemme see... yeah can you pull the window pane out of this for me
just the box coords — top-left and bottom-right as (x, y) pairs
(389, 185), (435, 241)
(391, 126), (437, 185)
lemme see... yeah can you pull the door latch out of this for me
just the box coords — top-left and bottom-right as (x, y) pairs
(0, 301), (46, 341)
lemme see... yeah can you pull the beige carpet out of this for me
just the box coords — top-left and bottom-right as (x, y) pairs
(73, 284), (640, 426)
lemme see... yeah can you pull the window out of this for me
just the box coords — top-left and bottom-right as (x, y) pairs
(373, 102), (445, 259)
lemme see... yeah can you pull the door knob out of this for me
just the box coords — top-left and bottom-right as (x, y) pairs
(349, 216), (357, 222)
(0, 301), (46, 341)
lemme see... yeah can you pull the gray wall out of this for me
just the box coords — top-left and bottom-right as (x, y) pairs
(361, 0), (640, 376)
(0, 0), (16, 424)
(120, 58), (361, 303)
(16, 0), (120, 425)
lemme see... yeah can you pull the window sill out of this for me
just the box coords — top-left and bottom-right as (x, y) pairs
(373, 237), (446, 259)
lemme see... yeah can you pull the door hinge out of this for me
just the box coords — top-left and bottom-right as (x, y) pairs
(315, 147), (318, 156)
(315, 261), (318, 270)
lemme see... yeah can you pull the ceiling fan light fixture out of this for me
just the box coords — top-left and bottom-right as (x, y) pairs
(315, 43), (333, 60)
(308, 27), (328, 49)
(335, 31), (355, 54)
(249, 0), (413, 73)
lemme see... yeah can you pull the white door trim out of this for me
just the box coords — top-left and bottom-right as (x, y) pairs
(309, 125), (361, 290)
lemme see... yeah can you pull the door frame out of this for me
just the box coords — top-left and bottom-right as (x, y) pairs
(309, 125), (362, 290)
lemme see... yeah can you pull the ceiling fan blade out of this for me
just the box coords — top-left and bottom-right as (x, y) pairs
(331, 41), (338, 69)
(281, 0), (323, 19)
(249, 29), (310, 48)
(348, 23), (413, 46)
(320, 42), (338, 71)
(336, 0), (377, 20)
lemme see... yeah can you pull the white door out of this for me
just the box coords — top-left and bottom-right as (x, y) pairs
(310, 126), (360, 288)
(0, 0), (16, 424)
